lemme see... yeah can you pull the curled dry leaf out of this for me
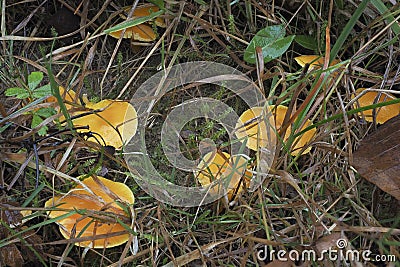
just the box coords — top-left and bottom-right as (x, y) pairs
(45, 176), (135, 248)
(353, 115), (400, 200)
(0, 244), (24, 267)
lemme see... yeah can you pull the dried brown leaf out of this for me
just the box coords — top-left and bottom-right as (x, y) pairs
(353, 115), (400, 200)
(0, 244), (24, 267)
(0, 202), (23, 226)
(315, 232), (344, 253)
(21, 228), (47, 264)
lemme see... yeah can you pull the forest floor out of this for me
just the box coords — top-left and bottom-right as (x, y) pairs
(0, 0), (399, 266)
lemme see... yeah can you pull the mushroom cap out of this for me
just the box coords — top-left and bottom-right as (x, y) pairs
(195, 151), (252, 201)
(72, 99), (138, 148)
(45, 176), (134, 249)
(108, 24), (156, 41)
(294, 55), (340, 70)
(46, 86), (77, 110)
(272, 105), (316, 155)
(235, 107), (275, 151)
(352, 88), (400, 124)
(46, 86), (79, 121)
(108, 4), (164, 41)
(236, 106), (316, 155)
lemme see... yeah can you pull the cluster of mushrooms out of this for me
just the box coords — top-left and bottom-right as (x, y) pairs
(45, 87), (138, 248)
(41, 5), (400, 248)
(42, 3), (167, 249)
(194, 55), (400, 203)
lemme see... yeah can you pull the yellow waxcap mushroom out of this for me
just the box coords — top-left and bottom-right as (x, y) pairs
(195, 151), (252, 201)
(109, 4), (165, 41)
(46, 86), (76, 110)
(235, 107), (275, 151)
(352, 88), (400, 124)
(294, 55), (340, 70)
(45, 176), (134, 249)
(72, 99), (138, 148)
(108, 24), (157, 42)
(236, 106), (316, 156)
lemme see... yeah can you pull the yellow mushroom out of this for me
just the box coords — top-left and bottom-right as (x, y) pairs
(108, 24), (157, 42)
(46, 86), (77, 111)
(294, 55), (340, 71)
(195, 151), (252, 201)
(352, 88), (400, 124)
(108, 4), (165, 41)
(47, 87), (137, 148)
(72, 99), (138, 148)
(45, 176), (134, 249)
(235, 106), (316, 156)
(235, 107), (275, 151)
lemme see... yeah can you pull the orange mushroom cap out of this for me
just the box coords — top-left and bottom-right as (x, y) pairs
(352, 88), (400, 124)
(195, 151), (252, 201)
(235, 106), (316, 156)
(108, 23), (157, 42)
(46, 86), (79, 121)
(235, 107), (275, 151)
(46, 86), (77, 110)
(45, 176), (134, 249)
(294, 55), (340, 70)
(108, 4), (164, 41)
(72, 99), (138, 148)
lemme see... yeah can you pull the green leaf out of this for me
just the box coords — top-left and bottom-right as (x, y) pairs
(5, 87), (29, 99)
(31, 114), (47, 136)
(35, 107), (56, 118)
(37, 126), (48, 136)
(103, 10), (164, 34)
(31, 114), (43, 129)
(32, 84), (51, 98)
(28, 72), (44, 91)
(295, 35), (318, 51)
(244, 24), (295, 64)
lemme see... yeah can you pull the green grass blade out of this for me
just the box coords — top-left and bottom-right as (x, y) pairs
(22, 182), (45, 207)
(103, 10), (164, 34)
(330, 0), (371, 60)
(371, 0), (400, 35)
(294, 98), (400, 138)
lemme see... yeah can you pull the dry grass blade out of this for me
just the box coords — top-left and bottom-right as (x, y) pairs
(162, 236), (239, 267)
